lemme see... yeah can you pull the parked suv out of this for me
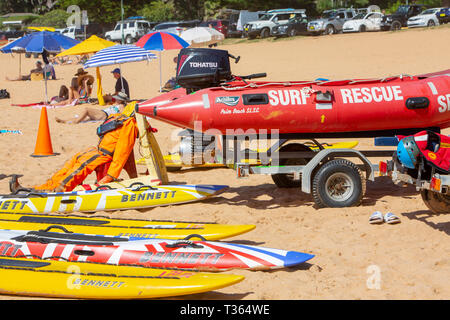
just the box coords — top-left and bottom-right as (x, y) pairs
(271, 14), (309, 37)
(244, 9), (306, 39)
(105, 19), (151, 43)
(380, 4), (424, 31)
(307, 8), (357, 35)
(59, 26), (84, 40)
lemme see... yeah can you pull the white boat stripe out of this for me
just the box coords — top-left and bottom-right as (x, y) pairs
(61, 244), (74, 260)
(230, 252), (260, 268)
(44, 197), (55, 214)
(427, 82), (438, 95)
(42, 243), (57, 259)
(210, 242), (283, 265)
(107, 247), (123, 264)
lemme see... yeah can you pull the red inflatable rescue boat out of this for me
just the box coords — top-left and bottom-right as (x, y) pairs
(137, 71), (450, 138)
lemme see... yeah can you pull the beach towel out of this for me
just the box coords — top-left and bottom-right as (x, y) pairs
(11, 99), (79, 109)
(0, 129), (22, 135)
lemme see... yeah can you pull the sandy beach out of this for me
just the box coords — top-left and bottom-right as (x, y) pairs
(0, 25), (449, 300)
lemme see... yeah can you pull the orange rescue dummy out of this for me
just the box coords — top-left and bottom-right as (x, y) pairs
(10, 107), (138, 193)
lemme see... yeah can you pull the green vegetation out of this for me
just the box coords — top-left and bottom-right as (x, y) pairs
(28, 9), (71, 28)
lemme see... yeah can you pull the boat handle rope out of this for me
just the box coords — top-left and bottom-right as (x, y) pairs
(40, 225), (74, 234)
(11, 189), (46, 197)
(166, 241), (204, 249)
(183, 234), (207, 241)
(93, 185), (115, 192)
(130, 183), (157, 191)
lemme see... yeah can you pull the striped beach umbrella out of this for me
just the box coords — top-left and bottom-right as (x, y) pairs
(83, 44), (157, 96)
(136, 32), (190, 91)
(83, 44), (156, 68)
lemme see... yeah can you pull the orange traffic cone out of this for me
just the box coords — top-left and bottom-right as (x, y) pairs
(31, 107), (58, 157)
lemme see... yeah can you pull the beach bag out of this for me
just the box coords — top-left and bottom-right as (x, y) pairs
(0, 89), (10, 99)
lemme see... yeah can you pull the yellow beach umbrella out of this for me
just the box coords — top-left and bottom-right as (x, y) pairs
(56, 35), (116, 105)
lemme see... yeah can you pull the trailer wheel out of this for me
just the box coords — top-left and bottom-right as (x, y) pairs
(271, 143), (311, 188)
(312, 159), (365, 208)
(420, 190), (450, 213)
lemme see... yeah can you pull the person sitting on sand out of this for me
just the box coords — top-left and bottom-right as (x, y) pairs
(55, 92), (129, 124)
(53, 68), (94, 106)
(5, 60), (43, 81)
(10, 99), (138, 193)
(50, 85), (69, 104)
(103, 68), (130, 103)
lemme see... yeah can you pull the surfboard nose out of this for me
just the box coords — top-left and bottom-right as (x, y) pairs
(283, 251), (315, 267)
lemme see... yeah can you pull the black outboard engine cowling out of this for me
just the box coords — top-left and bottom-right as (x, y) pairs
(176, 48), (234, 90)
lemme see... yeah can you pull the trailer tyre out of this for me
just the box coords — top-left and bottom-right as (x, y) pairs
(312, 159), (365, 208)
(271, 143), (311, 188)
(420, 190), (450, 213)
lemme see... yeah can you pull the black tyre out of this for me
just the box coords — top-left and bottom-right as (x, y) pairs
(289, 28), (297, 37)
(420, 190), (450, 213)
(390, 21), (401, 31)
(271, 143), (312, 188)
(312, 159), (365, 208)
(359, 24), (366, 32)
(324, 25), (335, 35)
(260, 28), (270, 38)
(427, 20), (435, 27)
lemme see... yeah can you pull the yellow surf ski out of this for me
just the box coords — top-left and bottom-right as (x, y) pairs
(0, 212), (255, 240)
(0, 184), (227, 215)
(150, 141), (359, 171)
(0, 256), (244, 299)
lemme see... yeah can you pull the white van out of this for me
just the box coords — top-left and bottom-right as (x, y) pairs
(59, 26), (84, 40)
(105, 19), (151, 43)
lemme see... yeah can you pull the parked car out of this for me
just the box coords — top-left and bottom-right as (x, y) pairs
(105, 19), (152, 43)
(227, 10), (266, 38)
(380, 4), (424, 31)
(436, 7), (450, 24)
(244, 9), (306, 39)
(0, 29), (26, 41)
(199, 20), (229, 37)
(271, 14), (309, 37)
(59, 26), (84, 40)
(342, 11), (384, 32)
(407, 7), (443, 28)
(307, 8), (357, 35)
(152, 20), (200, 36)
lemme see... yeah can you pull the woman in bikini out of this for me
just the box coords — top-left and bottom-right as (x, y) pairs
(55, 92), (129, 124)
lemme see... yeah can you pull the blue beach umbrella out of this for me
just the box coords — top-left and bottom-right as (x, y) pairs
(1, 31), (80, 102)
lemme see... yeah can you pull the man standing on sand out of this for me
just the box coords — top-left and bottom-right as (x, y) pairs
(103, 68), (130, 103)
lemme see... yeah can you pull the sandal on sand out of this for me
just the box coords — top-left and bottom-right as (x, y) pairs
(384, 212), (401, 224)
(369, 211), (384, 224)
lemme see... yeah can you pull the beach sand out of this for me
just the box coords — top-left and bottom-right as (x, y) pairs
(0, 26), (449, 300)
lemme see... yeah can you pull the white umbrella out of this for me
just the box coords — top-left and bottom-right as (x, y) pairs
(180, 27), (225, 47)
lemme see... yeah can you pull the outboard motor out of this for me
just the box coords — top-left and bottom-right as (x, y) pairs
(176, 48), (240, 91)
